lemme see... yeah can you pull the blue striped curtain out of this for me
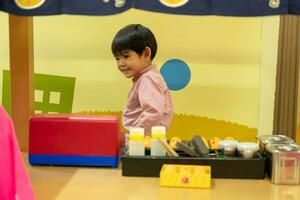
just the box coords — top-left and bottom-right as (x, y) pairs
(0, 0), (299, 16)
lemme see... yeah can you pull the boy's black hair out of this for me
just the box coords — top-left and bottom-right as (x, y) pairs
(111, 24), (157, 60)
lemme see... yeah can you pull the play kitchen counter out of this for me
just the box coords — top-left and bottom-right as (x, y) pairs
(123, 135), (300, 184)
(122, 151), (266, 179)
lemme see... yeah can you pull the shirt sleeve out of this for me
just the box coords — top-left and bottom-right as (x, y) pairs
(135, 76), (166, 135)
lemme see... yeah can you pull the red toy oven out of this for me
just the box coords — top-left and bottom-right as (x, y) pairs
(29, 114), (122, 167)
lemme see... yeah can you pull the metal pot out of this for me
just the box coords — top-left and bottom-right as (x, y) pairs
(267, 144), (300, 185)
(256, 135), (294, 151)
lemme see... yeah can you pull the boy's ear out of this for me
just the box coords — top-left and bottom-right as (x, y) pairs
(143, 47), (151, 59)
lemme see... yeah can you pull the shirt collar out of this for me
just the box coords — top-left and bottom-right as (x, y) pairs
(132, 64), (156, 83)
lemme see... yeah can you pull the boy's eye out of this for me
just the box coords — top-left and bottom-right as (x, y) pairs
(115, 57), (120, 61)
(124, 54), (130, 58)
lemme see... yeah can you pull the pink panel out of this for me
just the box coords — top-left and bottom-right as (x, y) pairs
(0, 106), (36, 200)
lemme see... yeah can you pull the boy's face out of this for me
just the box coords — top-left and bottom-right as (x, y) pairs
(115, 49), (151, 79)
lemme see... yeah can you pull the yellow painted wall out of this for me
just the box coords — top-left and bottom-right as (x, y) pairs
(33, 10), (262, 140)
(0, 13), (9, 101)
(258, 16), (279, 136)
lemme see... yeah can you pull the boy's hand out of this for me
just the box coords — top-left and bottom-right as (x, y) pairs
(124, 132), (129, 148)
(120, 132), (129, 155)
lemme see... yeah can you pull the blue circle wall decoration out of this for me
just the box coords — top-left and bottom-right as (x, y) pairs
(160, 59), (191, 91)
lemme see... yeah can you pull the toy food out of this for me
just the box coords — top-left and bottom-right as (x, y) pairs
(225, 137), (235, 140)
(201, 137), (209, 148)
(169, 137), (182, 149)
(209, 137), (221, 149)
(144, 136), (151, 149)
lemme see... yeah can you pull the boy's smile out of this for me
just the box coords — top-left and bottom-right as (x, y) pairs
(115, 49), (151, 79)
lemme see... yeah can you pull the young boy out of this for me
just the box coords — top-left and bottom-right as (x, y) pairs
(111, 24), (173, 136)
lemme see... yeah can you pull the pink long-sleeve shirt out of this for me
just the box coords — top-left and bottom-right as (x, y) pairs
(122, 65), (173, 135)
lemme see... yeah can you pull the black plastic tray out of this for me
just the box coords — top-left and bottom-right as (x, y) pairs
(122, 152), (266, 179)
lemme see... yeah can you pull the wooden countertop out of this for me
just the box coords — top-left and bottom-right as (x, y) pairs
(24, 154), (300, 200)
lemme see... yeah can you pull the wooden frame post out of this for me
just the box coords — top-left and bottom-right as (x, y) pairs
(9, 14), (34, 150)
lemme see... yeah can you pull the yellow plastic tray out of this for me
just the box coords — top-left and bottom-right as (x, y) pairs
(160, 164), (211, 188)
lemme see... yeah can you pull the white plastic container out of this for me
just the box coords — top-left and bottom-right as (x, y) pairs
(237, 142), (259, 158)
(151, 126), (167, 156)
(219, 140), (239, 156)
(128, 128), (145, 156)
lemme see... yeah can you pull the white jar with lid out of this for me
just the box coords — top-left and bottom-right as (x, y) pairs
(219, 140), (239, 156)
(237, 142), (259, 158)
(151, 126), (166, 156)
(128, 128), (145, 156)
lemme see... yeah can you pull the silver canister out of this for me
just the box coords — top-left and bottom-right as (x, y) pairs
(257, 135), (294, 151)
(268, 144), (300, 184)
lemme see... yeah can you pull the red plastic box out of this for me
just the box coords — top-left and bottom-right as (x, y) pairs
(29, 114), (122, 167)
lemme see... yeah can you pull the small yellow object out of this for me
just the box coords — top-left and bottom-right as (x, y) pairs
(15, 0), (45, 9)
(159, 0), (189, 7)
(151, 126), (166, 139)
(129, 128), (144, 142)
(161, 0), (186, 3)
(144, 136), (151, 149)
(160, 164), (211, 188)
(209, 137), (221, 149)
(201, 136), (209, 149)
(169, 137), (182, 149)
(225, 137), (235, 140)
